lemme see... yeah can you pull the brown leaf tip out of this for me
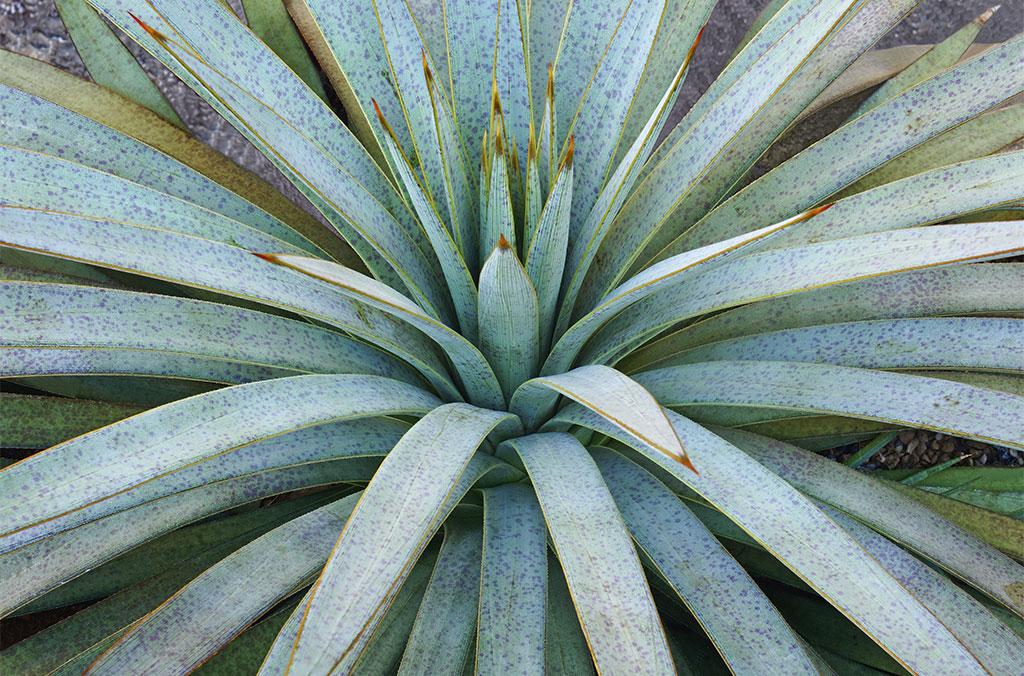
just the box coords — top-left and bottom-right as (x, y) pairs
(676, 454), (700, 475)
(421, 49), (433, 85)
(561, 135), (575, 170)
(253, 252), (278, 263)
(686, 26), (706, 62)
(977, 5), (1000, 24)
(129, 13), (167, 42)
(546, 63), (555, 101)
(808, 203), (834, 218)
(497, 233), (511, 250)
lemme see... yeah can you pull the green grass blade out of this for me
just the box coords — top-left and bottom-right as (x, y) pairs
(502, 433), (674, 674)
(475, 483), (548, 674)
(55, 0), (183, 126)
(286, 404), (520, 673)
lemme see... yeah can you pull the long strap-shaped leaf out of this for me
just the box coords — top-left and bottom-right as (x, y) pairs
(592, 447), (820, 674)
(397, 516), (482, 676)
(375, 102), (479, 340)
(0, 457), (380, 616)
(544, 208), (823, 375)
(551, 406), (989, 674)
(239, 0), (329, 100)
(476, 482), (548, 674)
(0, 56), (353, 263)
(256, 454), (521, 675)
(685, 36), (1024, 251)
(557, 28), (702, 333)
(662, 317), (1024, 372)
(0, 207), (461, 399)
(849, 5), (999, 119)
(0, 393), (141, 450)
(623, 263), (1024, 372)
(8, 418), (407, 553)
(0, 144), (316, 256)
(656, 149), (1024, 260)
(636, 361), (1024, 450)
(714, 427), (1024, 616)
(286, 404), (520, 673)
(0, 281), (421, 385)
(500, 433), (674, 675)
(0, 85), (325, 256)
(510, 365), (694, 472)
(587, 0), (860, 302)
(584, 222), (1024, 367)
(54, 0), (183, 126)
(87, 495), (362, 674)
(0, 374), (438, 544)
(90, 0), (444, 312)
(821, 504), (1024, 673)
(261, 253), (505, 409)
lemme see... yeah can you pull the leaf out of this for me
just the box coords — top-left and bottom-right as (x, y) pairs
(477, 236), (540, 400)
(261, 253), (505, 408)
(544, 553), (594, 675)
(374, 101), (479, 341)
(638, 361), (1024, 450)
(687, 36), (1024, 249)
(524, 149), (573, 354)
(54, 0), (183, 126)
(657, 149), (1024, 258)
(714, 426), (1024, 615)
(1, 281), (422, 386)
(839, 104), (1024, 197)
(850, 5), (1000, 119)
(0, 457), (380, 616)
(239, 0), (329, 100)
(659, 317), (1024, 372)
(0, 57), (353, 263)
(0, 375), (439, 549)
(821, 504), (1024, 673)
(500, 433), (674, 674)
(87, 494), (362, 674)
(584, 222), (1024, 367)
(475, 483), (548, 674)
(286, 404), (520, 673)
(592, 447), (819, 674)
(481, 131), (517, 261)
(0, 207), (461, 399)
(546, 207), (824, 374)
(622, 262), (1024, 373)
(510, 365), (693, 472)
(0, 392), (142, 449)
(0, 144), (318, 256)
(551, 406), (992, 673)
(397, 517), (481, 676)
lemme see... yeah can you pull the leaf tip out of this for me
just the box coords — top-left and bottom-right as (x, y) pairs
(560, 135), (574, 170)
(497, 233), (511, 250)
(546, 63), (555, 101)
(977, 4), (1000, 24)
(129, 13), (167, 43)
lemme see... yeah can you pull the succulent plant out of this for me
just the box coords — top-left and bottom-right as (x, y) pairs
(1, 0), (1023, 673)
